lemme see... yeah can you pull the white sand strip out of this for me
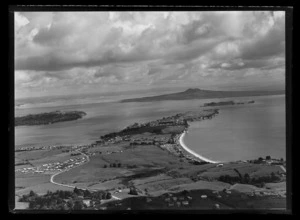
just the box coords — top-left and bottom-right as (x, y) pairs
(179, 131), (220, 164)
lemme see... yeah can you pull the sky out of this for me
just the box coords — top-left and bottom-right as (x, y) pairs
(14, 11), (285, 99)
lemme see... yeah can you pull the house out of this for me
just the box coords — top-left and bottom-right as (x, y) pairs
(187, 196), (192, 200)
(182, 201), (189, 206)
(201, 195), (207, 199)
(214, 204), (220, 209)
(172, 197), (177, 201)
(83, 199), (91, 207)
(176, 202), (181, 207)
(146, 198), (152, 203)
(216, 163), (223, 167)
(165, 198), (170, 202)
(168, 203), (174, 207)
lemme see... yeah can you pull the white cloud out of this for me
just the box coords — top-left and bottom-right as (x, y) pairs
(15, 12), (29, 32)
(14, 11), (286, 98)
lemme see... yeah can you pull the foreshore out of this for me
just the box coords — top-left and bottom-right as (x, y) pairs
(179, 131), (220, 164)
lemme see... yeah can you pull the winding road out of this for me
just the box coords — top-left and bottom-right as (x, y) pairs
(49, 150), (121, 200)
(16, 149), (121, 200)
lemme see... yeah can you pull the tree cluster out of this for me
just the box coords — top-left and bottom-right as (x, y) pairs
(19, 187), (112, 210)
(218, 172), (280, 185)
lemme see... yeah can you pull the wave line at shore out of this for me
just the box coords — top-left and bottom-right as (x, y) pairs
(179, 131), (220, 164)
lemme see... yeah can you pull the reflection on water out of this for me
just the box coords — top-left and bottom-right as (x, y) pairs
(15, 95), (286, 162)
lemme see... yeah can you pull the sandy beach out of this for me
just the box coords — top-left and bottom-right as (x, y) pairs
(179, 131), (220, 164)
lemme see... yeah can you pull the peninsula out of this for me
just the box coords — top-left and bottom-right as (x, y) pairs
(120, 88), (284, 103)
(15, 110), (87, 126)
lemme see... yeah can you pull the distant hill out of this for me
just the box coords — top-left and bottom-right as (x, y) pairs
(120, 88), (285, 103)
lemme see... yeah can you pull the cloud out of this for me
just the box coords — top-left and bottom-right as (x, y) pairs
(14, 11), (286, 98)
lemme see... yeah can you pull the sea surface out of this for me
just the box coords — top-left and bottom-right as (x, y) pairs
(14, 94), (286, 162)
(184, 95), (286, 162)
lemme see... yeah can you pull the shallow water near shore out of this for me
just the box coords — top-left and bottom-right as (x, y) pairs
(15, 94), (286, 162)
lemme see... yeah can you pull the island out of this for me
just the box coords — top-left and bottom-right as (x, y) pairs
(120, 88), (284, 103)
(202, 100), (255, 107)
(15, 110), (87, 126)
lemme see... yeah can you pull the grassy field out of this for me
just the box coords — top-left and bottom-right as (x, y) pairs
(134, 177), (193, 194)
(161, 126), (185, 134)
(168, 180), (231, 192)
(104, 188), (286, 210)
(15, 173), (73, 196)
(55, 144), (186, 185)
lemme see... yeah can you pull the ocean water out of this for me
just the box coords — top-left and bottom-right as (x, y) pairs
(184, 95), (286, 162)
(14, 94), (286, 162)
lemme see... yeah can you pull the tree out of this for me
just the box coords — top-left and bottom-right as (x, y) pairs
(258, 157), (264, 162)
(67, 200), (74, 209)
(101, 192), (107, 200)
(58, 190), (65, 199)
(57, 203), (67, 210)
(84, 189), (91, 198)
(266, 156), (271, 160)
(73, 200), (83, 210)
(117, 163), (121, 168)
(129, 187), (138, 195)
(29, 190), (37, 197)
(270, 172), (279, 182)
(244, 173), (250, 184)
(103, 164), (107, 168)
(73, 187), (82, 195)
(106, 192), (112, 199)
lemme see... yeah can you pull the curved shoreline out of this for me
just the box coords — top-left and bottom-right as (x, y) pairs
(179, 131), (220, 164)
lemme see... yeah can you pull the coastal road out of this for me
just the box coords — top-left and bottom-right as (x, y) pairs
(49, 150), (121, 200)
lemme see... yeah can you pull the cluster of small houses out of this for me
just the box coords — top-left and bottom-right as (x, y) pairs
(249, 158), (285, 166)
(130, 136), (170, 146)
(162, 193), (193, 207)
(16, 156), (87, 174)
(92, 150), (124, 156)
(16, 145), (69, 152)
(160, 192), (221, 209)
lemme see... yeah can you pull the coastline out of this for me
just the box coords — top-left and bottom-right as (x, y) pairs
(179, 131), (220, 164)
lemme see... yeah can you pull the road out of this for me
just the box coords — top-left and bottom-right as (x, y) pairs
(49, 150), (121, 200)
(279, 165), (286, 173)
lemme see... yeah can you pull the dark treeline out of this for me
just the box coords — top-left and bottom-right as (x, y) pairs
(19, 187), (112, 210)
(218, 172), (281, 186)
